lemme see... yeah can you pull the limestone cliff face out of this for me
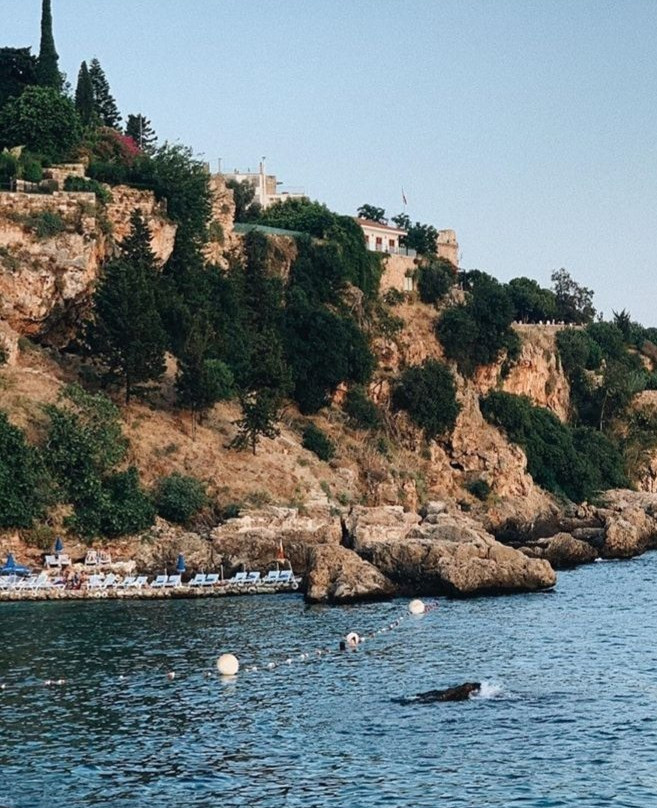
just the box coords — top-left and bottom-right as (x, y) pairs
(0, 184), (176, 348)
(475, 324), (570, 421)
(368, 300), (560, 525)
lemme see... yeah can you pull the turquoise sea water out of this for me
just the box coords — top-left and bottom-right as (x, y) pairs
(2, 556), (657, 807)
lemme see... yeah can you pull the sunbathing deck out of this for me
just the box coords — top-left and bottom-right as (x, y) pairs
(0, 573), (301, 603)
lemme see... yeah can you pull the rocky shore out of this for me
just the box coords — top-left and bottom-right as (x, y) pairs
(4, 489), (657, 608)
(150, 489), (657, 605)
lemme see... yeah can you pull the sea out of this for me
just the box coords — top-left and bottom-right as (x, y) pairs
(1, 554), (657, 807)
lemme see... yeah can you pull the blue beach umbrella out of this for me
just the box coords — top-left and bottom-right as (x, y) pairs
(176, 554), (186, 573)
(1, 552), (30, 577)
(54, 536), (63, 553)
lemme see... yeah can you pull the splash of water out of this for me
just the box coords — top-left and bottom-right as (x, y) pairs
(472, 680), (504, 700)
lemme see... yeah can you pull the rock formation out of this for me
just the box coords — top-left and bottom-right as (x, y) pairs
(305, 544), (395, 603)
(346, 502), (556, 596)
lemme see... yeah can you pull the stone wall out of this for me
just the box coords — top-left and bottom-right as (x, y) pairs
(380, 253), (417, 292)
(43, 163), (86, 188)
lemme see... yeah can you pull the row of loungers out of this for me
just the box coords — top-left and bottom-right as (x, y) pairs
(0, 570), (297, 594)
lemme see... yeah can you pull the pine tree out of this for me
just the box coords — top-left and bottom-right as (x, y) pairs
(87, 209), (166, 402)
(36, 0), (61, 90)
(74, 61), (94, 125)
(89, 58), (121, 128)
(175, 314), (234, 432)
(231, 390), (281, 455)
(125, 113), (157, 154)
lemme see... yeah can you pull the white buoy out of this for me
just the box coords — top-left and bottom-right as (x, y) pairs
(409, 599), (426, 615)
(217, 653), (240, 676)
(166, 671), (176, 681)
(345, 631), (360, 647)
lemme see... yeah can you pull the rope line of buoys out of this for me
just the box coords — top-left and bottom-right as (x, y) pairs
(0, 599), (438, 689)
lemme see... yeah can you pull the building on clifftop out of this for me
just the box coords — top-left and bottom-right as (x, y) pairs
(221, 160), (305, 209)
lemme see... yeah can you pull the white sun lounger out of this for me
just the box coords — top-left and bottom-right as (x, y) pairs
(277, 570), (293, 584)
(229, 572), (248, 585)
(101, 574), (118, 589)
(202, 573), (220, 586)
(245, 571), (261, 584)
(189, 574), (206, 587)
(263, 570), (280, 583)
(164, 575), (182, 588)
(118, 576), (137, 589)
(151, 575), (167, 589)
(134, 576), (148, 589)
(87, 575), (104, 590)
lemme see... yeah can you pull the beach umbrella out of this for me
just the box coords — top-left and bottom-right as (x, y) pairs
(1, 552), (30, 577)
(176, 553), (186, 573)
(54, 536), (63, 553)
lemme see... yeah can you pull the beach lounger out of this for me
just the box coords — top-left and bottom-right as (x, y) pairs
(246, 571), (261, 584)
(164, 575), (182, 588)
(84, 551), (98, 566)
(263, 570), (280, 583)
(134, 576), (148, 589)
(229, 571), (248, 585)
(87, 575), (104, 590)
(188, 574), (206, 587)
(203, 573), (220, 586)
(277, 570), (293, 584)
(101, 574), (118, 589)
(150, 575), (167, 589)
(44, 555), (60, 568)
(118, 576), (137, 589)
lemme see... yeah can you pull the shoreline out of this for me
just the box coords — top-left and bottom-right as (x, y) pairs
(0, 580), (299, 604)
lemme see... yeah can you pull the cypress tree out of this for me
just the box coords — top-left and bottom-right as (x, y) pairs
(89, 58), (121, 128)
(36, 0), (61, 90)
(87, 209), (167, 402)
(74, 61), (94, 125)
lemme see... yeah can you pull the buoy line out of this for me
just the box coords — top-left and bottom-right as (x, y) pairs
(0, 599), (439, 690)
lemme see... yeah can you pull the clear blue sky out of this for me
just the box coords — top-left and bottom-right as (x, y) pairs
(9, 1), (657, 324)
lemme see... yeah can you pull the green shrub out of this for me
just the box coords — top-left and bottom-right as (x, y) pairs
(19, 152), (43, 183)
(481, 391), (626, 502)
(344, 386), (380, 429)
(23, 210), (65, 238)
(417, 257), (454, 304)
(436, 275), (516, 377)
(0, 86), (82, 162)
(43, 385), (154, 538)
(64, 175), (112, 204)
(154, 473), (208, 524)
(302, 423), (336, 461)
(392, 360), (460, 439)
(87, 160), (128, 185)
(0, 411), (50, 528)
(0, 152), (18, 185)
(383, 288), (406, 306)
(72, 467), (155, 538)
(467, 479), (491, 501)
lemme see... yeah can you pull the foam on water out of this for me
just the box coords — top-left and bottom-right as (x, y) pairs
(472, 680), (504, 699)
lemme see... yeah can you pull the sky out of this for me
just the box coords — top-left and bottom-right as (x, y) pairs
(8, 0), (657, 324)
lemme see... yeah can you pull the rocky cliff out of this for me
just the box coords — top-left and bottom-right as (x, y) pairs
(0, 184), (176, 349)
